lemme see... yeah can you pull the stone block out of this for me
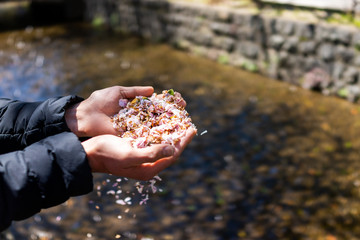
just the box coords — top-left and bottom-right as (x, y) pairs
(119, 14), (137, 26)
(335, 45), (354, 62)
(352, 31), (360, 47)
(171, 38), (191, 50)
(215, 9), (232, 22)
(168, 3), (186, 13)
(353, 55), (360, 67)
(167, 13), (192, 25)
(332, 79), (347, 90)
(199, 7), (217, 20)
(232, 13), (248, 26)
(266, 48), (280, 78)
(233, 13), (259, 28)
(165, 24), (177, 36)
(332, 61), (345, 80)
(143, 0), (169, 9)
(192, 31), (213, 46)
(278, 51), (289, 67)
(295, 23), (315, 40)
(236, 26), (249, 40)
(190, 17), (205, 30)
(282, 36), (299, 53)
(211, 36), (235, 51)
(347, 85), (360, 102)
(175, 26), (191, 39)
(276, 19), (295, 36)
(185, 5), (203, 18)
(315, 25), (333, 42)
(343, 66), (359, 84)
(330, 28), (352, 45)
(263, 17), (276, 35)
(118, 5), (135, 14)
(298, 41), (316, 55)
(210, 22), (232, 35)
(315, 25), (352, 44)
(303, 56), (317, 70)
(269, 35), (284, 50)
(318, 43), (335, 61)
(237, 42), (260, 59)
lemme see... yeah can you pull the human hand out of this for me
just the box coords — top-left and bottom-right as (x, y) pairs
(82, 127), (197, 180)
(65, 86), (154, 137)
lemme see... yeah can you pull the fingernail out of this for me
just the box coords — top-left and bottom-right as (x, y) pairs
(163, 146), (174, 156)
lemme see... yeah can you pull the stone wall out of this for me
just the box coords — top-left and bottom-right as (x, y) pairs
(86, 0), (360, 102)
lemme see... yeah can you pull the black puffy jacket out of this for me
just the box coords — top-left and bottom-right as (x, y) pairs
(0, 96), (93, 231)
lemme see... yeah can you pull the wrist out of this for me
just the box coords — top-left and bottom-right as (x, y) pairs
(65, 102), (86, 137)
(82, 137), (103, 173)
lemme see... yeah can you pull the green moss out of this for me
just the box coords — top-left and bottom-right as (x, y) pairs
(344, 141), (353, 149)
(355, 44), (360, 52)
(175, 39), (190, 50)
(337, 87), (348, 98)
(92, 15), (105, 27)
(269, 54), (279, 64)
(275, 8), (283, 16)
(110, 13), (119, 26)
(217, 54), (229, 65)
(324, 145), (335, 152)
(192, 46), (205, 56)
(325, 12), (360, 28)
(261, 60), (269, 70)
(298, 77), (305, 85)
(299, 36), (308, 42)
(195, 16), (205, 21)
(242, 60), (258, 72)
(354, 19), (360, 28)
(187, 205), (197, 211)
(215, 186), (225, 206)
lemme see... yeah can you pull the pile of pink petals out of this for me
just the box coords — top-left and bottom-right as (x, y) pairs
(111, 89), (196, 148)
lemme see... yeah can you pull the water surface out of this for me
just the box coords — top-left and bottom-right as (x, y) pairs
(2, 24), (360, 240)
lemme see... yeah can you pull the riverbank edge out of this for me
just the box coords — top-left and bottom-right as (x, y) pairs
(86, 0), (360, 103)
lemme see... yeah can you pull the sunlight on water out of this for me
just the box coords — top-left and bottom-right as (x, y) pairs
(3, 23), (360, 240)
(0, 27), (65, 101)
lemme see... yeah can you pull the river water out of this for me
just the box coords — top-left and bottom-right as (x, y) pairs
(2, 24), (360, 240)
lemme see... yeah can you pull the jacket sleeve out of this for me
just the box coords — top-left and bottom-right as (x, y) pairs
(0, 96), (84, 154)
(0, 132), (93, 232)
(0, 96), (93, 231)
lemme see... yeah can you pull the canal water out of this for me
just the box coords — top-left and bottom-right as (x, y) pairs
(2, 24), (360, 240)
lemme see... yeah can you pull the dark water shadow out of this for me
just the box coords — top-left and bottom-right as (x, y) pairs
(2, 24), (360, 239)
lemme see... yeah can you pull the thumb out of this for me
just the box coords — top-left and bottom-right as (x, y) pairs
(131, 144), (175, 165)
(119, 86), (154, 99)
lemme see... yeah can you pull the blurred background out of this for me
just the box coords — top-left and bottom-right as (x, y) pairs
(2, 1), (360, 240)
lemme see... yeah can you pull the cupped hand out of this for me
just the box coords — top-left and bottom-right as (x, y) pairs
(82, 127), (197, 181)
(65, 86), (154, 137)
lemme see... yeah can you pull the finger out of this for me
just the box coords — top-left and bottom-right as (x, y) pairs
(132, 128), (196, 171)
(103, 86), (154, 116)
(119, 86), (154, 99)
(110, 128), (197, 180)
(98, 120), (120, 136)
(116, 158), (175, 181)
(173, 127), (197, 158)
(128, 144), (175, 166)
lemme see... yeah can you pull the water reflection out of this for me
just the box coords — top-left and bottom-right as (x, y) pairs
(2, 24), (360, 239)
(0, 27), (65, 101)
